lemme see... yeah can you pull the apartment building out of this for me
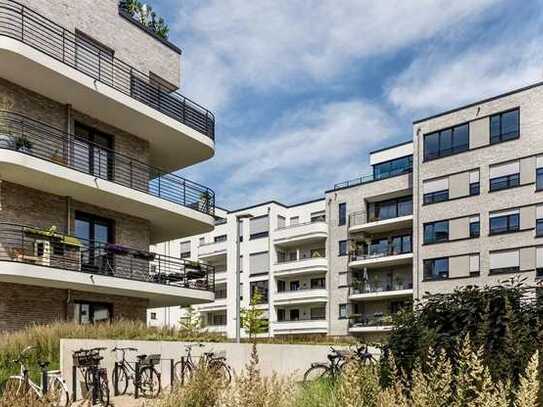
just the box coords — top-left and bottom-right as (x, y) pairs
(149, 199), (328, 338)
(326, 142), (414, 339)
(0, 0), (217, 331)
(413, 83), (543, 298)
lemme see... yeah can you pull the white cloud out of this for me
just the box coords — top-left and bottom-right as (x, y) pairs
(196, 99), (399, 208)
(173, 0), (500, 112)
(387, 34), (543, 116)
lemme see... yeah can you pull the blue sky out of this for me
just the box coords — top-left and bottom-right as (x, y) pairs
(153, 0), (543, 210)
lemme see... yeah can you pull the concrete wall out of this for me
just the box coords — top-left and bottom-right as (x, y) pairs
(60, 339), (376, 398)
(20, 0), (181, 88)
(413, 84), (543, 298)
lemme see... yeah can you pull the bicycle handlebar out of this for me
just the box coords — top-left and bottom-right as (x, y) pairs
(112, 347), (138, 352)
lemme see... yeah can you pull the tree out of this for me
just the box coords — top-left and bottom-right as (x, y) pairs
(240, 291), (267, 342)
(179, 306), (201, 336)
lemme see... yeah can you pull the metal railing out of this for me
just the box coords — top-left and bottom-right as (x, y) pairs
(0, 222), (215, 291)
(349, 314), (394, 328)
(0, 111), (215, 215)
(276, 286), (327, 294)
(275, 218), (326, 231)
(275, 316), (326, 323)
(349, 207), (413, 227)
(276, 254), (326, 265)
(333, 166), (412, 190)
(0, 0), (215, 139)
(350, 281), (413, 295)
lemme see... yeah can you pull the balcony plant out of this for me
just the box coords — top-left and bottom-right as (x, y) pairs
(133, 250), (156, 261)
(14, 135), (33, 153)
(104, 243), (130, 256)
(119, 0), (170, 39)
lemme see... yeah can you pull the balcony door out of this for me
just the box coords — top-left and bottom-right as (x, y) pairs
(75, 211), (114, 272)
(73, 122), (113, 181)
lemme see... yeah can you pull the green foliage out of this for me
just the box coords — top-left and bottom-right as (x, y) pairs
(240, 291), (267, 341)
(387, 278), (541, 386)
(180, 306), (202, 335)
(119, 0), (170, 39)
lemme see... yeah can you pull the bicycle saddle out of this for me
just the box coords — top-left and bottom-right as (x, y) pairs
(136, 354), (147, 361)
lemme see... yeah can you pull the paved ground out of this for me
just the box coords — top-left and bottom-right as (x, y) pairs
(73, 395), (155, 406)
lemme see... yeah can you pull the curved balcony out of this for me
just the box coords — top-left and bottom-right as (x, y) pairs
(272, 257), (327, 277)
(273, 288), (328, 305)
(274, 220), (327, 247)
(272, 318), (327, 335)
(0, 112), (215, 243)
(0, 222), (215, 306)
(0, 0), (215, 172)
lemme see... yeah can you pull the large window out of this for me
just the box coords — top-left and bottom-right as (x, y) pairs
(179, 241), (191, 259)
(490, 109), (519, 144)
(310, 307), (326, 320)
(373, 155), (413, 180)
(424, 220), (449, 244)
(75, 211), (113, 270)
(489, 210), (519, 235)
(423, 178), (449, 205)
(249, 281), (268, 303)
(338, 203), (347, 226)
(424, 123), (469, 161)
(537, 167), (543, 190)
(423, 258), (449, 280)
(489, 161), (520, 192)
(470, 216), (480, 238)
(250, 216), (269, 239)
(74, 122), (113, 181)
(74, 301), (112, 325)
(390, 234), (412, 254)
(370, 196), (412, 221)
(338, 240), (348, 256)
(490, 250), (520, 274)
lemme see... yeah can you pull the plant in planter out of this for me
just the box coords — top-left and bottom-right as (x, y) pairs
(119, 0), (170, 39)
(14, 135), (32, 153)
(104, 243), (130, 256)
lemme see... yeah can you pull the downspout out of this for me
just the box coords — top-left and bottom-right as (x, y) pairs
(415, 127), (422, 301)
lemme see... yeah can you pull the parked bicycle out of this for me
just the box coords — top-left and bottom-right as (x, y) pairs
(111, 347), (162, 398)
(2, 346), (70, 406)
(303, 344), (375, 383)
(174, 343), (232, 385)
(72, 347), (110, 406)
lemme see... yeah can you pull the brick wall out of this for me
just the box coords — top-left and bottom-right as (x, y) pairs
(0, 282), (148, 332)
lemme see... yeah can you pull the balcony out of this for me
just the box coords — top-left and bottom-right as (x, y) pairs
(349, 211), (413, 235)
(348, 314), (394, 333)
(0, 222), (215, 306)
(349, 239), (413, 269)
(197, 297), (227, 312)
(274, 220), (328, 246)
(333, 165), (412, 190)
(273, 288), (328, 305)
(198, 240), (227, 261)
(0, 0), (214, 172)
(273, 257), (327, 277)
(272, 318), (327, 335)
(348, 282), (413, 301)
(0, 112), (215, 243)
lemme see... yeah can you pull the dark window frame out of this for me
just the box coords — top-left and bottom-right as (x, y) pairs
(74, 301), (113, 325)
(373, 155), (413, 180)
(536, 168), (543, 191)
(423, 220), (449, 244)
(370, 196), (413, 221)
(536, 219), (543, 237)
(423, 123), (470, 161)
(338, 304), (348, 319)
(469, 182), (480, 196)
(423, 257), (449, 281)
(470, 219), (480, 238)
(490, 108), (520, 145)
(489, 213), (520, 235)
(423, 189), (449, 205)
(489, 173), (520, 192)
(338, 240), (348, 256)
(338, 203), (347, 226)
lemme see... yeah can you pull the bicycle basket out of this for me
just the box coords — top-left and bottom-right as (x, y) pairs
(141, 354), (161, 366)
(73, 353), (102, 367)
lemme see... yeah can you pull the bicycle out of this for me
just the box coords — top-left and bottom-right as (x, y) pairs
(111, 347), (162, 398)
(174, 343), (232, 385)
(2, 346), (70, 407)
(72, 347), (110, 406)
(303, 346), (348, 383)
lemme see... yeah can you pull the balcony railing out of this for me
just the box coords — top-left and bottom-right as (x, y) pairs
(276, 254), (326, 264)
(333, 166), (412, 190)
(349, 207), (413, 227)
(0, 111), (215, 215)
(276, 286), (326, 294)
(275, 218), (326, 231)
(0, 0), (215, 139)
(275, 316), (326, 323)
(0, 222), (215, 291)
(350, 281), (413, 295)
(349, 314), (394, 328)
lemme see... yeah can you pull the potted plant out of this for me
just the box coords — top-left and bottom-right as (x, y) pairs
(104, 243), (130, 256)
(14, 135), (32, 153)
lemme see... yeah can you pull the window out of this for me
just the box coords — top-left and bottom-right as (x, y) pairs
(74, 212), (113, 269)
(214, 235), (227, 243)
(199, 237), (205, 246)
(150, 312), (157, 320)
(423, 178), (449, 205)
(339, 304), (348, 319)
(311, 277), (326, 289)
(289, 281), (300, 291)
(250, 216), (269, 239)
(74, 122), (113, 181)
(489, 209), (520, 235)
(277, 309), (286, 322)
(249, 281), (268, 303)
(390, 234), (412, 254)
(423, 221), (449, 244)
(311, 307), (326, 320)
(277, 280), (286, 293)
(370, 196), (412, 221)
(338, 203), (347, 226)
(311, 211), (326, 223)
(249, 252), (269, 275)
(74, 302), (112, 325)
(423, 258), (449, 280)
(277, 216), (286, 229)
(215, 285), (227, 299)
(537, 164), (543, 190)
(180, 241), (191, 259)
(373, 155), (413, 180)
(290, 216), (299, 226)
(537, 206), (543, 236)
(489, 161), (520, 192)
(490, 250), (520, 274)
(469, 170), (480, 196)
(338, 240), (347, 256)
(470, 216), (480, 238)
(490, 109), (519, 144)
(289, 309), (300, 321)
(537, 247), (543, 278)
(209, 311), (226, 326)
(424, 123), (469, 161)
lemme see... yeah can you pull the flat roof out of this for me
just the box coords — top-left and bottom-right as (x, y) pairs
(369, 139), (412, 155)
(220, 197), (325, 215)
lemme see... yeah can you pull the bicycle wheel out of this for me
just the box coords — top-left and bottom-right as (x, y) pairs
(208, 360), (232, 385)
(113, 365), (129, 395)
(139, 366), (161, 398)
(174, 361), (193, 384)
(47, 377), (71, 407)
(303, 364), (333, 383)
(97, 369), (110, 406)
